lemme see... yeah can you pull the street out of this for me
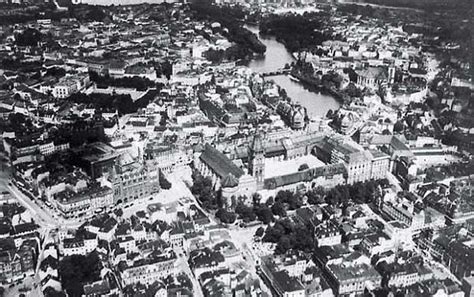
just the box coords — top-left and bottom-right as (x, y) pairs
(7, 184), (83, 229)
(175, 255), (204, 297)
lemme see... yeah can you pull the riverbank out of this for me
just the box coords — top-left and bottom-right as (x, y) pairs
(290, 68), (348, 104)
(245, 24), (341, 118)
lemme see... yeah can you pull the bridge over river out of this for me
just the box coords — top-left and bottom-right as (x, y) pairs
(245, 25), (340, 118)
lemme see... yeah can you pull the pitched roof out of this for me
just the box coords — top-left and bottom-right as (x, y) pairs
(40, 255), (58, 271)
(272, 271), (304, 293)
(221, 173), (239, 188)
(250, 134), (264, 153)
(199, 144), (244, 179)
(356, 67), (387, 80)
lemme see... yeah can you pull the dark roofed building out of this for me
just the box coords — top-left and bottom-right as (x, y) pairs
(444, 240), (474, 280)
(198, 143), (244, 181)
(272, 271), (305, 296)
(221, 173), (239, 188)
(356, 67), (388, 88)
(326, 262), (382, 296)
(260, 255), (305, 297)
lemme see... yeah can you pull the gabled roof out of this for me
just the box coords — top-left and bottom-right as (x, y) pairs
(40, 255), (58, 271)
(199, 144), (244, 179)
(356, 67), (387, 80)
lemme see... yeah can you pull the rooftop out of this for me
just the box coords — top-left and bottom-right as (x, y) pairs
(199, 143), (244, 179)
(328, 263), (381, 282)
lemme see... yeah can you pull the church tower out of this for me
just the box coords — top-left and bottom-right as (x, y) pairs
(249, 133), (265, 190)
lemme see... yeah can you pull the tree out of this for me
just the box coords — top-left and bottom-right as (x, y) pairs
(252, 193), (261, 206)
(45, 67), (66, 78)
(271, 201), (287, 217)
(216, 209), (237, 224)
(159, 171), (172, 190)
(275, 190), (303, 210)
(275, 190), (293, 203)
(376, 83), (387, 103)
(263, 218), (314, 254)
(89, 72), (156, 91)
(204, 49), (225, 64)
(114, 208), (123, 217)
(191, 171), (217, 209)
(276, 235), (292, 254)
(259, 13), (329, 52)
(326, 109), (334, 118)
(263, 221), (286, 243)
(190, 2), (266, 58)
(255, 226), (265, 237)
(298, 163), (309, 171)
(307, 186), (325, 205)
(59, 252), (102, 296)
(255, 205), (274, 224)
(15, 28), (43, 46)
(235, 203), (257, 222)
(393, 121), (404, 132)
(265, 196), (274, 206)
(176, 273), (193, 290)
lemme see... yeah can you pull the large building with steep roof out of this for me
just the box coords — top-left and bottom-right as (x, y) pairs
(196, 143), (245, 188)
(195, 143), (257, 208)
(356, 67), (388, 89)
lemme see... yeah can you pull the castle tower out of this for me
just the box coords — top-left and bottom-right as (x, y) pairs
(249, 133), (265, 190)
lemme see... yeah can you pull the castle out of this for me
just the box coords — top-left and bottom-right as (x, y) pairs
(195, 132), (349, 209)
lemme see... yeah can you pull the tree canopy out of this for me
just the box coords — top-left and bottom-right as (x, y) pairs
(263, 218), (314, 254)
(58, 252), (102, 297)
(191, 170), (220, 209)
(89, 71), (156, 91)
(159, 170), (172, 190)
(216, 208), (237, 224)
(260, 13), (330, 52)
(15, 28), (43, 47)
(190, 2), (266, 58)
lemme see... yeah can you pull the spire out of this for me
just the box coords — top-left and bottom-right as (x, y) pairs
(250, 132), (264, 154)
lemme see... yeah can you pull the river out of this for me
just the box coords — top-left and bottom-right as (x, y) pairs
(245, 25), (340, 118)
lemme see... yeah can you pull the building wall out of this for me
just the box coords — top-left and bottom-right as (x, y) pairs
(346, 159), (372, 184)
(388, 272), (420, 288)
(112, 168), (159, 204)
(371, 157), (390, 180)
(55, 187), (113, 218)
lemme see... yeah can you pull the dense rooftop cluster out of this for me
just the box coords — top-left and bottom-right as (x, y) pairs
(0, 0), (471, 297)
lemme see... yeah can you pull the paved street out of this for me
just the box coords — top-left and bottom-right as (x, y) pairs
(7, 185), (55, 228)
(7, 185), (82, 229)
(175, 256), (204, 297)
(386, 171), (403, 192)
